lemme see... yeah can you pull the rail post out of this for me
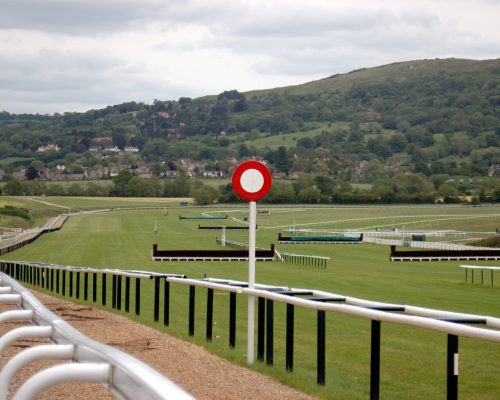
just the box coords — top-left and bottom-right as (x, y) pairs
(125, 276), (130, 312)
(92, 273), (97, 302)
(163, 279), (169, 325)
(370, 320), (381, 400)
(188, 285), (195, 336)
(153, 276), (160, 322)
(75, 272), (80, 299)
(286, 303), (294, 372)
(229, 292), (236, 348)
(135, 278), (141, 316)
(112, 275), (117, 309)
(69, 271), (73, 297)
(257, 297), (265, 361)
(101, 273), (107, 306)
(266, 299), (274, 365)
(62, 270), (66, 296)
(206, 288), (213, 341)
(317, 310), (326, 386)
(84, 272), (88, 301)
(447, 335), (459, 400)
(117, 275), (122, 310)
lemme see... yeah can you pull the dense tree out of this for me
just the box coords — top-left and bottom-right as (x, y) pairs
(24, 166), (40, 180)
(3, 180), (23, 195)
(191, 185), (220, 205)
(112, 170), (134, 196)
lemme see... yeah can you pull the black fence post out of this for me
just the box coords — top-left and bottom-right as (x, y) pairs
(50, 269), (54, 291)
(117, 275), (122, 310)
(76, 272), (80, 299)
(92, 273), (97, 302)
(154, 276), (160, 322)
(286, 303), (294, 372)
(112, 275), (117, 309)
(102, 273), (107, 306)
(69, 271), (73, 297)
(84, 272), (88, 301)
(257, 297), (265, 361)
(62, 270), (66, 296)
(135, 278), (141, 316)
(163, 280), (169, 325)
(317, 310), (326, 386)
(447, 335), (459, 400)
(188, 285), (195, 336)
(206, 288), (214, 341)
(56, 269), (60, 294)
(266, 299), (274, 366)
(229, 292), (236, 348)
(125, 276), (130, 313)
(370, 320), (381, 400)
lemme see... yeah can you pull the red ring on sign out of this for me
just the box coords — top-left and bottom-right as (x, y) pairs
(232, 160), (272, 202)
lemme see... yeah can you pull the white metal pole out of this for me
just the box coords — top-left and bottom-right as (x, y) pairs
(247, 200), (256, 365)
(0, 344), (74, 400)
(13, 363), (110, 400)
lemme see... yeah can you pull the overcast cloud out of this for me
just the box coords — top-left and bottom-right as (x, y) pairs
(0, 0), (499, 114)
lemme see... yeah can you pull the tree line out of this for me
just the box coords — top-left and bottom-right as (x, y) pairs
(2, 171), (499, 205)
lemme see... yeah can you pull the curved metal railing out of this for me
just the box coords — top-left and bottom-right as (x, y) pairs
(0, 272), (194, 400)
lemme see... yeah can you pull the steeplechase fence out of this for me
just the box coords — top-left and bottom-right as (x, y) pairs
(390, 245), (500, 261)
(179, 215), (227, 220)
(2, 260), (500, 400)
(198, 225), (253, 231)
(0, 270), (193, 400)
(152, 243), (275, 261)
(278, 233), (363, 244)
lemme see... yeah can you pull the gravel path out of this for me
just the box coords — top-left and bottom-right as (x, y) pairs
(1, 291), (318, 400)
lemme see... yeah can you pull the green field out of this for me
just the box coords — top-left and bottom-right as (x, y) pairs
(240, 122), (340, 149)
(2, 199), (500, 399)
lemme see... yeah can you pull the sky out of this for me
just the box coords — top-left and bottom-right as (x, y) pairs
(1, 0), (499, 114)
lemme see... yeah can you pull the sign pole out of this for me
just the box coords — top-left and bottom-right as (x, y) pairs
(247, 200), (256, 365)
(231, 160), (272, 367)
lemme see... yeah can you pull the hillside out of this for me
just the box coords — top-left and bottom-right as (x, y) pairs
(0, 58), (498, 190)
(248, 58), (500, 96)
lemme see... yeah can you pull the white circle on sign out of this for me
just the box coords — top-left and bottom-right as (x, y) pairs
(240, 169), (264, 193)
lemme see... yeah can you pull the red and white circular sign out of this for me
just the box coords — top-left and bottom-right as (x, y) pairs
(232, 160), (272, 202)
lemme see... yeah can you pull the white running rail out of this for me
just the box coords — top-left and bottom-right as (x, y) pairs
(0, 272), (194, 400)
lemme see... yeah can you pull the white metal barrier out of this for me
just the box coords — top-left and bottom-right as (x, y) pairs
(0, 272), (194, 400)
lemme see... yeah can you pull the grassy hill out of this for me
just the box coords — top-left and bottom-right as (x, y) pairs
(0, 58), (498, 185)
(247, 58), (500, 96)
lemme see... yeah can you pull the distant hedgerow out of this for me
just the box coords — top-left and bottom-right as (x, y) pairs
(0, 206), (31, 220)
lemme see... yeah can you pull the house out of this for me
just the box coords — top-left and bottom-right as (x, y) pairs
(104, 146), (121, 153)
(36, 144), (59, 153)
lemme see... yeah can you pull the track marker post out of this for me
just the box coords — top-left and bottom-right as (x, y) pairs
(232, 160), (272, 366)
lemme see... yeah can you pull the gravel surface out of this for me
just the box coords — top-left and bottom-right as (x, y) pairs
(1, 291), (317, 400)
